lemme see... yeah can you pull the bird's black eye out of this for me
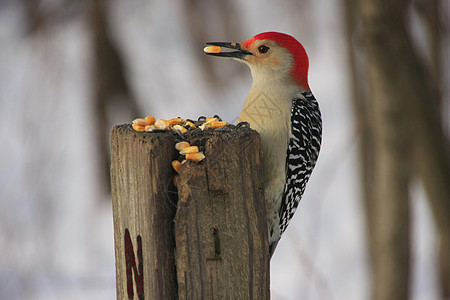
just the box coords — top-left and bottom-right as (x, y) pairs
(258, 45), (270, 54)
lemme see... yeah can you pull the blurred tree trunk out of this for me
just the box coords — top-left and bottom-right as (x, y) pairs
(88, 0), (141, 196)
(342, 0), (376, 265)
(359, 2), (412, 300)
(344, 2), (412, 299)
(346, 0), (450, 298)
(414, 0), (442, 108)
(23, 0), (141, 197)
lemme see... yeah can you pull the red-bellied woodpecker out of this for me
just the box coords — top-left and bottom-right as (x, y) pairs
(204, 32), (322, 257)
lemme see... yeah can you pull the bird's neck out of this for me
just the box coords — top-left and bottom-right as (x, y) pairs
(238, 73), (303, 134)
(249, 75), (301, 102)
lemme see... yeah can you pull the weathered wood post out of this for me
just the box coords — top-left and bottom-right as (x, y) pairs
(111, 124), (270, 299)
(110, 125), (178, 299)
(175, 129), (270, 299)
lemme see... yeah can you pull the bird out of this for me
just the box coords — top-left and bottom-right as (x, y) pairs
(204, 32), (322, 257)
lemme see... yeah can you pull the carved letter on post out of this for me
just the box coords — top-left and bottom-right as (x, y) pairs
(124, 229), (144, 300)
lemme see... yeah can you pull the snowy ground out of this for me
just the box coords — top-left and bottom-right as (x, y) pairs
(0, 0), (440, 299)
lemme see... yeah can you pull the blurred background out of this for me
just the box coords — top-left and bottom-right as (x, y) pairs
(0, 0), (449, 299)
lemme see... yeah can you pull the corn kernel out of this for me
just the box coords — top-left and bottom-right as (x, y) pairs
(144, 125), (154, 132)
(172, 160), (181, 173)
(154, 119), (170, 130)
(168, 117), (182, 126)
(145, 116), (156, 125)
(185, 121), (196, 128)
(206, 117), (218, 123)
(175, 141), (190, 151)
(199, 122), (211, 130)
(132, 123), (145, 132)
(173, 175), (178, 187)
(210, 121), (228, 129)
(173, 124), (187, 134)
(186, 152), (205, 162)
(132, 118), (150, 127)
(180, 145), (199, 155)
(203, 45), (222, 54)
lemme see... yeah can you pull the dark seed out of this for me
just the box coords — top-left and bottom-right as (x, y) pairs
(174, 130), (184, 138)
(151, 129), (167, 133)
(236, 121), (250, 128)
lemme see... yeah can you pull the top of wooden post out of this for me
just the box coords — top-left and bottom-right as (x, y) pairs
(111, 123), (270, 300)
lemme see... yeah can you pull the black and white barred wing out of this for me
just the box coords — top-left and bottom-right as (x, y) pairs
(279, 92), (322, 234)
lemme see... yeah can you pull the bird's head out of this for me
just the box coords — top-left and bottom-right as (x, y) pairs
(205, 32), (310, 91)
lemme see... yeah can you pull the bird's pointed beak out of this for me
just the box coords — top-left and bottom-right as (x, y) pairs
(204, 42), (253, 59)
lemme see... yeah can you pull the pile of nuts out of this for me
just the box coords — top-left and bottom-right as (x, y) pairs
(132, 116), (227, 134)
(131, 115), (230, 187)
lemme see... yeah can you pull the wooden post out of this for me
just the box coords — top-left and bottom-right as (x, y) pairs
(175, 129), (270, 300)
(110, 125), (178, 299)
(110, 124), (270, 299)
